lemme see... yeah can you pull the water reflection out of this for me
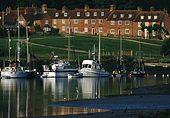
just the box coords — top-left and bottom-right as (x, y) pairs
(0, 75), (169, 117)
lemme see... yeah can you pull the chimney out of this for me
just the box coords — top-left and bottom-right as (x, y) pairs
(84, 4), (89, 12)
(163, 8), (167, 13)
(6, 7), (11, 15)
(41, 4), (47, 12)
(110, 4), (116, 11)
(150, 6), (155, 11)
(24, 8), (27, 14)
(62, 6), (67, 13)
(137, 6), (142, 11)
(32, 4), (36, 8)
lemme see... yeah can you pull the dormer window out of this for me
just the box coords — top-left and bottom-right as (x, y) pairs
(94, 12), (97, 16)
(113, 14), (117, 18)
(128, 14), (132, 18)
(55, 13), (59, 17)
(44, 10), (47, 14)
(77, 12), (80, 17)
(101, 12), (104, 16)
(85, 12), (90, 17)
(91, 19), (96, 24)
(154, 15), (157, 19)
(141, 16), (144, 19)
(120, 14), (124, 18)
(64, 12), (68, 17)
(148, 16), (151, 19)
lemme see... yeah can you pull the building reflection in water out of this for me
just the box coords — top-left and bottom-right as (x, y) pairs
(0, 75), (169, 117)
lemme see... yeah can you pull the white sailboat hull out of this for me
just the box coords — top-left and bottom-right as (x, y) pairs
(1, 71), (28, 78)
(41, 69), (78, 78)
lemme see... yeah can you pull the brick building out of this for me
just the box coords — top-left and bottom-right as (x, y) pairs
(0, 4), (170, 39)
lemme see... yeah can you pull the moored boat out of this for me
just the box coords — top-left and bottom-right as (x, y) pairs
(41, 59), (78, 78)
(79, 60), (110, 77)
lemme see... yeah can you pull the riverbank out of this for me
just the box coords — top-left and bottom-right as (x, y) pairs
(44, 84), (170, 118)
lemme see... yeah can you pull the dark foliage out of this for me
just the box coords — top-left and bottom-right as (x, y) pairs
(0, 0), (170, 12)
(161, 39), (170, 56)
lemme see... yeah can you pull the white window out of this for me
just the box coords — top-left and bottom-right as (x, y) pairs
(120, 14), (124, 18)
(94, 12), (97, 16)
(113, 14), (117, 18)
(125, 20), (130, 25)
(125, 29), (130, 34)
(141, 16), (144, 19)
(110, 20), (115, 25)
(85, 12), (90, 17)
(152, 30), (156, 37)
(84, 19), (88, 24)
(62, 26), (65, 31)
(99, 19), (103, 24)
(64, 12), (67, 17)
(128, 14), (132, 18)
(44, 11), (47, 14)
(53, 19), (57, 25)
(74, 27), (78, 33)
(74, 19), (78, 24)
(77, 12), (80, 17)
(62, 19), (65, 24)
(91, 19), (96, 24)
(145, 22), (149, 26)
(161, 22), (164, 27)
(84, 27), (88, 33)
(45, 20), (48, 24)
(118, 20), (122, 25)
(110, 29), (115, 34)
(138, 22), (141, 27)
(148, 16), (151, 19)
(99, 27), (103, 33)
(138, 30), (142, 36)
(154, 15), (157, 19)
(152, 22), (156, 26)
(101, 12), (104, 16)
(55, 13), (59, 17)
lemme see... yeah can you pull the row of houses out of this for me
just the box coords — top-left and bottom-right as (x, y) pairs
(0, 4), (170, 39)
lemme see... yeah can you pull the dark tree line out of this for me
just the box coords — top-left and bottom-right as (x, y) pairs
(0, 0), (170, 12)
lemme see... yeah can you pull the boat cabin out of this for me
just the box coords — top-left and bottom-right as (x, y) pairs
(82, 60), (101, 70)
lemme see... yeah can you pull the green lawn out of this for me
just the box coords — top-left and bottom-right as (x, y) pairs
(0, 34), (163, 60)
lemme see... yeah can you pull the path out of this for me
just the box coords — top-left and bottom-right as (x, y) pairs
(50, 95), (170, 110)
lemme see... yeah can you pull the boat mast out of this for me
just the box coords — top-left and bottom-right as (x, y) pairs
(17, 7), (20, 64)
(138, 37), (141, 70)
(7, 29), (11, 62)
(98, 30), (101, 64)
(26, 26), (30, 65)
(93, 44), (96, 60)
(68, 17), (71, 61)
(119, 29), (122, 66)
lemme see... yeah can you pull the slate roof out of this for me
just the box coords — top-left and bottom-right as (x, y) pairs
(134, 11), (165, 22)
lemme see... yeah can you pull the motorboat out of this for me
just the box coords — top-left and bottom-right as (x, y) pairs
(41, 59), (78, 78)
(79, 60), (110, 77)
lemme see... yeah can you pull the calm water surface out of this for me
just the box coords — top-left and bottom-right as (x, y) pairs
(0, 75), (169, 117)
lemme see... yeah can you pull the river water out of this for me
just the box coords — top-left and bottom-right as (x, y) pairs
(0, 75), (169, 117)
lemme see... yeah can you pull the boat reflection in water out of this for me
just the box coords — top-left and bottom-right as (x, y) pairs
(0, 75), (170, 117)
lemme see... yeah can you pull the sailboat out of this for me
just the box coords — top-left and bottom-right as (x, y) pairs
(1, 8), (28, 78)
(79, 31), (110, 77)
(112, 30), (126, 78)
(130, 38), (145, 77)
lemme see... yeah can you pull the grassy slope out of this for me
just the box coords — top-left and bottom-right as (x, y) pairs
(0, 34), (163, 60)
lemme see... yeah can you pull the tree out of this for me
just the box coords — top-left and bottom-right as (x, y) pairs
(152, 24), (163, 39)
(161, 39), (170, 56)
(146, 25), (153, 39)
